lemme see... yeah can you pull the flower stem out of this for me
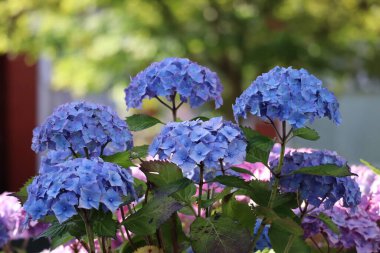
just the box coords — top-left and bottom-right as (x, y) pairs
(198, 163), (205, 217)
(78, 209), (96, 253)
(251, 121), (287, 250)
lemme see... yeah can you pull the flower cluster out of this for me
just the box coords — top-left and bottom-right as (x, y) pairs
(0, 218), (9, 247)
(254, 219), (272, 251)
(233, 66), (341, 128)
(271, 150), (361, 209)
(351, 165), (380, 215)
(0, 192), (47, 245)
(32, 101), (133, 157)
(24, 158), (136, 223)
(124, 57), (223, 109)
(149, 117), (246, 180)
(302, 200), (380, 253)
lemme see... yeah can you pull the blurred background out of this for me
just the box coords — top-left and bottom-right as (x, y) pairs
(0, 0), (379, 192)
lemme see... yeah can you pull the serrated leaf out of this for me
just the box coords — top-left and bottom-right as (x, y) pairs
(15, 177), (34, 204)
(39, 216), (86, 239)
(92, 211), (118, 237)
(123, 196), (184, 236)
(103, 151), (134, 168)
(212, 175), (253, 191)
(126, 114), (162, 131)
(190, 216), (251, 253)
(360, 159), (380, 176)
(292, 164), (355, 177)
(316, 213), (340, 234)
(242, 127), (275, 165)
(292, 127), (320, 141)
(130, 145), (149, 159)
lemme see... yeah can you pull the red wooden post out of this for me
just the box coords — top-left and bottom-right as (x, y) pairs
(0, 55), (37, 192)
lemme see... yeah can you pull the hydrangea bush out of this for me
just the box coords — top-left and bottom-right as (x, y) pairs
(2, 59), (379, 253)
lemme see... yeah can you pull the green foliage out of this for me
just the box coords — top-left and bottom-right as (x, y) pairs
(212, 175), (254, 191)
(140, 161), (196, 203)
(222, 194), (256, 231)
(237, 180), (271, 206)
(130, 145), (149, 159)
(123, 196), (184, 236)
(269, 223), (311, 253)
(126, 114), (163, 131)
(1, 0), (378, 117)
(39, 216), (86, 241)
(255, 206), (303, 236)
(292, 127), (320, 141)
(242, 127), (275, 165)
(292, 164), (355, 177)
(160, 214), (190, 252)
(360, 159), (380, 175)
(190, 216), (252, 253)
(91, 211), (118, 237)
(230, 166), (255, 177)
(102, 151), (134, 168)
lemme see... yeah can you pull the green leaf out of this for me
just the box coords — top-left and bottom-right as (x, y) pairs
(15, 177), (34, 204)
(316, 213), (340, 234)
(200, 187), (233, 209)
(130, 145), (149, 159)
(154, 178), (193, 198)
(92, 211), (118, 237)
(102, 151), (134, 168)
(126, 114), (162, 131)
(212, 175), (253, 191)
(292, 164), (355, 177)
(242, 127), (275, 165)
(273, 192), (298, 209)
(269, 224), (311, 253)
(237, 180), (271, 206)
(160, 214), (190, 252)
(140, 161), (196, 202)
(39, 216), (86, 239)
(222, 195), (256, 231)
(190, 216), (251, 253)
(50, 233), (74, 249)
(360, 159), (380, 175)
(230, 167), (254, 177)
(140, 161), (183, 186)
(123, 196), (184, 236)
(292, 127), (320, 141)
(255, 206), (303, 235)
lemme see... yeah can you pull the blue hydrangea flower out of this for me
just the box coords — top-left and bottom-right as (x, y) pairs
(0, 218), (9, 247)
(149, 117), (246, 180)
(271, 150), (361, 209)
(254, 219), (272, 251)
(23, 158), (136, 223)
(32, 101), (133, 157)
(233, 66), (341, 128)
(124, 57), (223, 109)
